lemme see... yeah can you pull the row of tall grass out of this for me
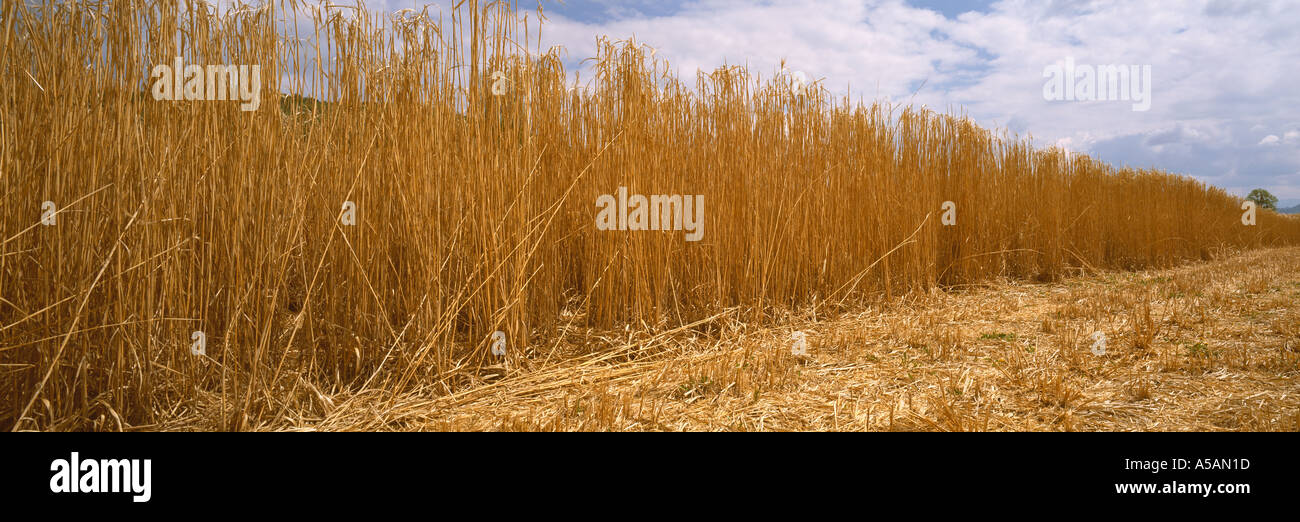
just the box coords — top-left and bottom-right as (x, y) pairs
(3, 0), (1297, 430)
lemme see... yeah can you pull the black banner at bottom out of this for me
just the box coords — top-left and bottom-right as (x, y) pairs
(1, 433), (1291, 513)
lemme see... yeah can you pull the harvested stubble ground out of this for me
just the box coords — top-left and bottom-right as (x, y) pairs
(174, 246), (1298, 432)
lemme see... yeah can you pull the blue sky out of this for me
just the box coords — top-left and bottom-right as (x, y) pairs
(264, 0), (1300, 206)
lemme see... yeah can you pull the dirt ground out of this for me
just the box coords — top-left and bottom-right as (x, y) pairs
(261, 247), (1300, 431)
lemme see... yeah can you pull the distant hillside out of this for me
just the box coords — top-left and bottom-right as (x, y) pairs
(281, 94), (328, 118)
(1278, 204), (1300, 214)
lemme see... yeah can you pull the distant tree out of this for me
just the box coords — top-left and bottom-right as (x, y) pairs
(1246, 189), (1278, 211)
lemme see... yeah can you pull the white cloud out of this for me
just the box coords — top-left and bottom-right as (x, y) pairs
(1259, 134), (1281, 145)
(533, 0), (1300, 198)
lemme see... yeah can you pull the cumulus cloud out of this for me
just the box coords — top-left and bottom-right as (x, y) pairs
(530, 0), (1300, 200)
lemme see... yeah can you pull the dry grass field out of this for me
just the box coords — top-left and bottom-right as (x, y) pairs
(252, 246), (1299, 432)
(2, 1), (1298, 431)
